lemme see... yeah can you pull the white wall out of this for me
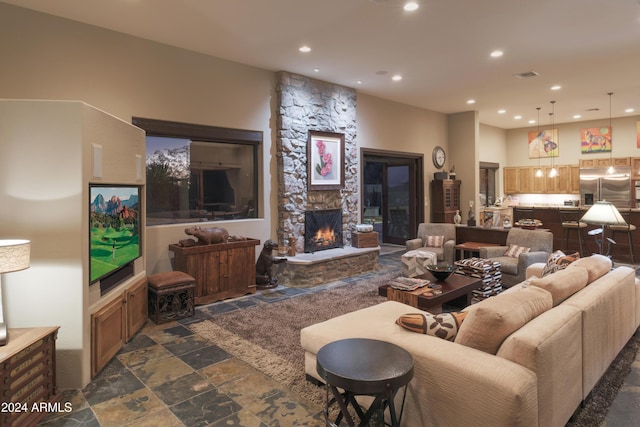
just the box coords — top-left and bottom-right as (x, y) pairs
(356, 93), (448, 221)
(506, 116), (640, 168)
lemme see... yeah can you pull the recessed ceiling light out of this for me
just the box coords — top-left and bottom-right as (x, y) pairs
(551, 85), (562, 91)
(528, 119), (536, 124)
(514, 115), (522, 120)
(356, 80), (363, 85)
(313, 68), (320, 73)
(625, 108), (635, 113)
(490, 50), (504, 58)
(573, 114), (582, 119)
(392, 74), (403, 81)
(498, 109), (506, 114)
(299, 45), (311, 53)
(403, 1), (419, 11)
(467, 99), (476, 105)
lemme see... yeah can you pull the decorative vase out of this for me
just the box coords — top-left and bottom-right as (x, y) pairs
(454, 210), (462, 225)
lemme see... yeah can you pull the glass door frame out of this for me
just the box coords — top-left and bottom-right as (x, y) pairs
(361, 148), (424, 245)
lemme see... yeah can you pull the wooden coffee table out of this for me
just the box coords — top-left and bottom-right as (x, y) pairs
(378, 272), (482, 313)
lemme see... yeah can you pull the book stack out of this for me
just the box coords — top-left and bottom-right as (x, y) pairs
(454, 257), (502, 303)
(388, 276), (431, 291)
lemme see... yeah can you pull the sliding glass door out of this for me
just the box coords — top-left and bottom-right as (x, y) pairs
(362, 151), (423, 245)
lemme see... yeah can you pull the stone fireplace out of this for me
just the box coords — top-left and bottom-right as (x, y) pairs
(304, 209), (342, 253)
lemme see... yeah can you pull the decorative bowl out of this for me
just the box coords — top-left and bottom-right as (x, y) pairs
(426, 264), (457, 282)
(355, 224), (374, 233)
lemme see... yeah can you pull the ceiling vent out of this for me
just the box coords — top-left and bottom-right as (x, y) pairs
(585, 108), (600, 112)
(513, 71), (539, 79)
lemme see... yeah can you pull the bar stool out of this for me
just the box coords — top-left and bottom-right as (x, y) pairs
(514, 207), (534, 223)
(559, 209), (586, 256)
(609, 210), (636, 264)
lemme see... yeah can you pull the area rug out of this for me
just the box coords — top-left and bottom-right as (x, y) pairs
(190, 272), (639, 425)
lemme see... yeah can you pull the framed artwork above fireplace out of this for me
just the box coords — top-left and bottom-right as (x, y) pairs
(307, 130), (345, 191)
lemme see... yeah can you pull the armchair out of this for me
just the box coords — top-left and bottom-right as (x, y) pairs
(406, 223), (456, 265)
(478, 228), (553, 287)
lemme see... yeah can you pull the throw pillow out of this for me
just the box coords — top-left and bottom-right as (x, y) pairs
(542, 250), (580, 276)
(529, 266), (588, 306)
(504, 244), (530, 258)
(454, 286), (552, 354)
(566, 254), (612, 284)
(424, 235), (445, 248)
(396, 312), (467, 341)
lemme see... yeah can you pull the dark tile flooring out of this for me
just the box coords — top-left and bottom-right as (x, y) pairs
(38, 247), (639, 426)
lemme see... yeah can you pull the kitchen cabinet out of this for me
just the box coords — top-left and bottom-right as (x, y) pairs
(570, 165), (580, 193)
(580, 157), (630, 168)
(503, 168), (517, 194)
(169, 239), (260, 305)
(431, 180), (461, 223)
(91, 277), (148, 377)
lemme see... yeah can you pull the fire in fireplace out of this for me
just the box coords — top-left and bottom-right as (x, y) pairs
(304, 209), (343, 253)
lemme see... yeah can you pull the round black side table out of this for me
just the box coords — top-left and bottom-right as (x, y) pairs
(316, 338), (414, 427)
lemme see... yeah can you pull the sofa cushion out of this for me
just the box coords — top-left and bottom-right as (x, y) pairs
(455, 286), (553, 354)
(424, 235), (445, 248)
(566, 254), (612, 284)
(396, 312), (467, 341)
(542, 250), (580, 276)
(504, 244), (530, 258)
(529, 265), (589, 306)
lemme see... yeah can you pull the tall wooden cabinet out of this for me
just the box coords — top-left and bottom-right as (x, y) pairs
(169, 239), (260, 305)
(430, 180), (461, 223)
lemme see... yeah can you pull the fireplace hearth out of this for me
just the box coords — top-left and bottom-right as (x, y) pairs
(304, 209), (343, 253)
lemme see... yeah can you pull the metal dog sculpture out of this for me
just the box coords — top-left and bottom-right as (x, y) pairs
(255, 239), (286, 289)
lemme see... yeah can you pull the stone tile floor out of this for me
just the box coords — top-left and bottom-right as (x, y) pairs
(38, 246), (639, 426)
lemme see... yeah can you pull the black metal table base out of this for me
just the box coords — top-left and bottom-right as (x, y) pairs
(324, 383), (409, 427)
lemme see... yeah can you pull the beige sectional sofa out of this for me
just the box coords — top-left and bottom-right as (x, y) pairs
(300, 255), (640, 427)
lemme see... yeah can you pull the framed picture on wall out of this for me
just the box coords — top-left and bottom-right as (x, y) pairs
(307, 130), (345, 190)
(527, 129), (558, 158)
(581, 126), (611, 154)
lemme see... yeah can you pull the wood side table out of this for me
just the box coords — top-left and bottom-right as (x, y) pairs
(317, 338), (413, 427)
(454, 241), (500, 260)
(0, 327), (60, 427)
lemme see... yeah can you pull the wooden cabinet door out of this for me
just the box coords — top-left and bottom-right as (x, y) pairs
(613, 157), (630, 166)
(632, 158), (640, 179)
(91, 295), (125, 377)
(570, 165), (580, 193)
(580, 159), (596, 168)
(126, 278), (148, 341)
(504, 167), (517, 194)
(556, 165), (570, 193)
(227, 246), (255, 294)
(518, 167), (532, 193)
(596, 158), (611, 167)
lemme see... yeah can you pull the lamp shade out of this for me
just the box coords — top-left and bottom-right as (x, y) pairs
(0, 240), (31, 274)
(580, 201), (627, 226)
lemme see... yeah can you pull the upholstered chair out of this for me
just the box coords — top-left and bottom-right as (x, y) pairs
(478, 228), (553, 287)
(405, 223), (456, 265)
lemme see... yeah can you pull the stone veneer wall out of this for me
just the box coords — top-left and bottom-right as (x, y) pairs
(276, 71), (359, 253)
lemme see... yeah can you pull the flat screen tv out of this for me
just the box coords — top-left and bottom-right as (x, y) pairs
(89, 184), (142, 286)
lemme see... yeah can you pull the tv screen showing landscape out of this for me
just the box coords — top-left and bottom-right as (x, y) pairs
(90, 185), (141, 284)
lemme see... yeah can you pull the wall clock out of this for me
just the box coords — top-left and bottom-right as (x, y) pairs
(432, 146), (446, 169)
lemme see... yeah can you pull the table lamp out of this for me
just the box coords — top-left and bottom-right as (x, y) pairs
(0, 239), (31, 346)
(580, 201), (626, 255)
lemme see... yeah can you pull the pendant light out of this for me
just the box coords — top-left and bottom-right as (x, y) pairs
(548, 101), (558, 178)
(535, 107), (543, 177)
(606, 92), (614, 175)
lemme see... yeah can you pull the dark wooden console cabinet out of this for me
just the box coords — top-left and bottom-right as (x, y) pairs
(169, 239), (260, 305)
(431, 180), (461, 223)
(0, 327), (60, 427)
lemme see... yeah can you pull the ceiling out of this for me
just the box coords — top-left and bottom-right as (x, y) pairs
(5, 0), (640, 129)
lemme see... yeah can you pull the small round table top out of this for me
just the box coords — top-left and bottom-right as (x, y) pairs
(316, 338), (414, 395)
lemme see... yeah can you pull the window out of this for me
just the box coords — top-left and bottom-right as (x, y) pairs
(133, 118), (261, 226)
(479, 162), (499, 207)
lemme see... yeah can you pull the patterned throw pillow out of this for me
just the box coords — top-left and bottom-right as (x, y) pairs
(424, 235), (445, 248)
(396, 312), (467, 341)
(504, 244), (530, 258)
(542, 250), (580, 276)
